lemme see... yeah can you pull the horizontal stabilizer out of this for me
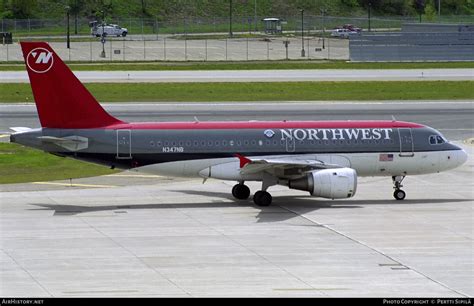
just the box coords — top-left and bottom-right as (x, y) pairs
(10, 127), (32, 133)
(38, 135), (88, 151)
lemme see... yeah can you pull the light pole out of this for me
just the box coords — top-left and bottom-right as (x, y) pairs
(301, 9), (305, 57)
(65, 5), (70, 49)
(368, 2), (372, 32)
(100, 10), (106, 58)
(320, 8), (326, 49)
(229, 0), (233, 37)
(254, 0), (258, 32)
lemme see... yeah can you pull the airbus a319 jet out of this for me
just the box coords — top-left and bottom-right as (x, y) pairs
(11, 42), (468, 206)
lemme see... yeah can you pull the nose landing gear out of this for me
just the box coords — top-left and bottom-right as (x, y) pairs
(392, 176), (406, 200)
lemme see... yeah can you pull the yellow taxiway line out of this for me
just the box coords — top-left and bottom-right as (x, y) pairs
(31, 182), (117, 188)
(105, 174), (163, 178)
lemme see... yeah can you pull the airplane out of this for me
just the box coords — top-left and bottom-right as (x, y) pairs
(10, 42), (468, 206)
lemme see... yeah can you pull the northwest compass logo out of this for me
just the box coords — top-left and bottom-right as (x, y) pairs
(264, 129), (275, 138)
(26, 47), (54, 73)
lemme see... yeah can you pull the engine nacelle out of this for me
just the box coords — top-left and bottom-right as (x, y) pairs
(288, 168), (357, 199)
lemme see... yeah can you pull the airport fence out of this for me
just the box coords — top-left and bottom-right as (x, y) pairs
(0, 35), (349, 62)
(1, 15), (473, 62)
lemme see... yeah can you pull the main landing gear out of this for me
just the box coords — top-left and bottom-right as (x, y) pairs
(392, 176), (406, 200)
(232, 183), (250, 200)
(253, 190), (272, 207)
(231, 182), (273, 207)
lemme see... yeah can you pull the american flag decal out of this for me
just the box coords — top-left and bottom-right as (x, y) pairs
(379, 154), (394, 162)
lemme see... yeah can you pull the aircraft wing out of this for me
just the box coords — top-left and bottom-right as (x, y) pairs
(239, 156), (342, 178)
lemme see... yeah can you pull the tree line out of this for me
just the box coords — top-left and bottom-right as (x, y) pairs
(1, 0), (473, 20)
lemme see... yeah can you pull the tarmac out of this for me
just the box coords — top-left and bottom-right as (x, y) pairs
(2, 69), (474, 83)
(1, 102), (473, 297)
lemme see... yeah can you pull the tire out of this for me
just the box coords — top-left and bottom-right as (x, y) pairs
(393, 189), (406, 201)
(232, 184), (250, 200)
(122, 32), (127, 37)
(254, 191), (272, 207)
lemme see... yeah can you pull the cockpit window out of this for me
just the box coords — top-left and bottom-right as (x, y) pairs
(429, 135), (446, 145)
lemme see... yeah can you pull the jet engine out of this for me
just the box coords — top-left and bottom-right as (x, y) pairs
(288, 168), (357, 199)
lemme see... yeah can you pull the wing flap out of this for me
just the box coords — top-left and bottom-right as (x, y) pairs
(239, 156), (341, 177)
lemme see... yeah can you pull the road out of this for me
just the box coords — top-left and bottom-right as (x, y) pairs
(1, 101), (473, 141)
(1, 69), (473, 83)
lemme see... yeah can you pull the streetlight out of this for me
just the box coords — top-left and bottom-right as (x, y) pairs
(100, 10), (106, 58)
(320, 8), (326, 49)
(229, 0), (233, 37)
(368, 2), (372, 32)
(254, 0), (258, 32)
(65, 5), (70, 49)
(301, 9), (305, 57)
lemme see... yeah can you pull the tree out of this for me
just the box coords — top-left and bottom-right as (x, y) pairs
(68, 0), (85, 34)
(413, 0), (425, 21)
(424, 1), (437, 20)
(9, 0), (36, 18)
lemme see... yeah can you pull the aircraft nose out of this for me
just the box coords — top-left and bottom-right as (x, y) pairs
(457, 148), (468, 167)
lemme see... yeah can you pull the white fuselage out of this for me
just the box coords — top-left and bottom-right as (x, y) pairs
(134, 149), (467, 181)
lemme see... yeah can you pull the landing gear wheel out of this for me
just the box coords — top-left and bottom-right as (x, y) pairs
(392, 176), (406, 200)
(393, 189), (406, 201)
(253, 191), (272, 207)
(232, 184), (250, 200)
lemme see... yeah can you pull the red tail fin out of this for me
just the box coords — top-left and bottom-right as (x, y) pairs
(20, 42), (124, 128)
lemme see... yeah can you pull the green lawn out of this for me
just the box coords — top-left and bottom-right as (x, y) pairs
(0, 143), (117, 184)
(1, 61), (474, 71)
(1, 81), (473, 103)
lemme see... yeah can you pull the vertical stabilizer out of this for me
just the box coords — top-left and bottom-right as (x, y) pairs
(20, 42), (124, 128)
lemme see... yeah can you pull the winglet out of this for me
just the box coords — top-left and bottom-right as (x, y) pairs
(234, 153), (251, 168)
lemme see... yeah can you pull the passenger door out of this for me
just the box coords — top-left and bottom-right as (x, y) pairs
(116, 129), (132, 159)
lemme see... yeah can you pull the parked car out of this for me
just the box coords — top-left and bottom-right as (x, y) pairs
(91, 24), (128, 37)
(342, 24), (362, 33)
(330, 28), (359, 38)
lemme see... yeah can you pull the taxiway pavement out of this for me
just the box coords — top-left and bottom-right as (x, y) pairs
(1, 101), (473, 141)
(1, 68), (473, 83)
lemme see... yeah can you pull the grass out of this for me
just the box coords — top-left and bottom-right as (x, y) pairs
(0, 142), (117, 184)
(1, 61), (474, 71)
(0, 81), (473, 103)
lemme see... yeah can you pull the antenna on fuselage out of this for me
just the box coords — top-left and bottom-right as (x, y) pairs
(391, 115), (397, 122)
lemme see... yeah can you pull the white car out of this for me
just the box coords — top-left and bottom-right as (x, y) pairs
(92, 24), (128, 37)
(330, 28), (359, 38)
